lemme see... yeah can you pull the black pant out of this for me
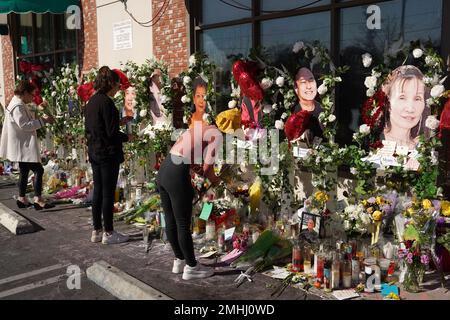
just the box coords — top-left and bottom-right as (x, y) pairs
(156, 155), (196, 267)
(91, 159), (120, 232)
(18, 162), (44, 197)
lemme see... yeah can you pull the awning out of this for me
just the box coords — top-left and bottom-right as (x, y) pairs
(0, 0), (80, 14)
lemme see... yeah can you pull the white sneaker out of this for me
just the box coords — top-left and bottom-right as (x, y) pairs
(91, 230), (103, 243)
(182, 264), (214, 280)
(102, 231), (129, 244)
(172, 258), (186, 274)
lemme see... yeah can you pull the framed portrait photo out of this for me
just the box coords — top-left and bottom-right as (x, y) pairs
(299, 211), (322, 238)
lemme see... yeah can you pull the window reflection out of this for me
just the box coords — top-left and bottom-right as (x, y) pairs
(201, 24), (252, 113)
(202, 0), (251, 25)
(261, 0), (330, 13)
(261, 12), (330, 66)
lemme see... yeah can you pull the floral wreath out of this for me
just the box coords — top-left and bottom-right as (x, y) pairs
(352, 42), (448, 199)
(287, 41), (348, 194)
(179, 52), (216, 125)
(355, 42), (447, 148)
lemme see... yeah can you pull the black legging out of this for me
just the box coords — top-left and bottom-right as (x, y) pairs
(18, 162), (44, 197)
(91, 159), (120, 232)
(156, 154), (196, 267)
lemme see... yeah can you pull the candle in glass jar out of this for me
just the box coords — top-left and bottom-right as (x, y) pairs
(292, 245), (303, 272)
(316, 255), (325, 282)
(206, 220), (216, 241)
(343, 260), (352, 288)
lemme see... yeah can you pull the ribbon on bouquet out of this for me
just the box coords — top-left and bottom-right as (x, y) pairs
(371, 210), (383, 245)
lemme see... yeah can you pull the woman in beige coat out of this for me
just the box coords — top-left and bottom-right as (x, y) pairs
(0, 81), (54, 210)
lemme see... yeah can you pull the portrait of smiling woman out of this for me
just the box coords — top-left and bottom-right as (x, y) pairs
(382, 65), (430, 150)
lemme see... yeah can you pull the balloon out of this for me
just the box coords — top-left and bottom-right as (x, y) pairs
(239, 72), (263, 101)
(77, 82), (95, 102)
(284, 110), (312, 142)
(216, 108), (242, 133)
(112, 69), (131, 91)
(232, 60), (247, 82)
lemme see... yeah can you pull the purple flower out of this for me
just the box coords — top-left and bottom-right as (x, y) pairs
(407, 252), (413, 260)
(407, 257), (413, 264)
(432, 200), (441, 212)
(367, 197), (376, 204)
(437, 217), (446, 226)
(421, 255), (429, 265)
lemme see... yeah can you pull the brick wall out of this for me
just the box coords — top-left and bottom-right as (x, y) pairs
(78, 0), (99, 72)
(1, 34), (15, 105)
(152, 0), (190, 128)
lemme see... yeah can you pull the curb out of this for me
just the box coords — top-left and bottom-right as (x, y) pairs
(0, 202), (35, 235)
(86, 260), (172, 300)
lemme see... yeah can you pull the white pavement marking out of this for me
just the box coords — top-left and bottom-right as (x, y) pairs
(0, 274), (66, 298)
(0, 263), (70, 286)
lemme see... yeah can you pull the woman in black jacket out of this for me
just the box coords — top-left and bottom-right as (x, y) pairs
(84, 66), (132, 245)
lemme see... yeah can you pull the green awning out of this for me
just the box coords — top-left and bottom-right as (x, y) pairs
(0, 0), (80, 14)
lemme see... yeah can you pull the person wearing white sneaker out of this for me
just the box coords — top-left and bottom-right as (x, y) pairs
(182, 263), (214, 280)
(102, 231), (129, 245)
(91, 230), (103, 243)
(172, 258), (186, 274)
(156, 84), (222, 280)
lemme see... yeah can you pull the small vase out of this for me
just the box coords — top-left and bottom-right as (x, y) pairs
(402, 265), (421, 293)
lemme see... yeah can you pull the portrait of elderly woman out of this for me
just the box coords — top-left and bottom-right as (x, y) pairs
(381, 65), (430, 150)
(292, 67), (324, 144)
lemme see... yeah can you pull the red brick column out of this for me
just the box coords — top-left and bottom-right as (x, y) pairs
(152, 0), (190, 128)
(1, 34), (15, 105)
(78, 0), (99, 73)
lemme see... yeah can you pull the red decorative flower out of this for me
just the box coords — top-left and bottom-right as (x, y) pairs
(77, 82), (95, 102)
(369, 140), (384, 149)
(361, 89), (386, 129)
(439, 98), (450, 138)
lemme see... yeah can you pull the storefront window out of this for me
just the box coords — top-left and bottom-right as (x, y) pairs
(261, 11), (330, 66)
(261, 0), (330, 13)
(201, 23), (252, 113)
(14, 13), (78, 76)
(337, 0), (443, 145)
(202, 0), (252, 25)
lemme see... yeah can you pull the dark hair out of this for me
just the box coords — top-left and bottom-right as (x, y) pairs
(94, 66), (120, 94)
(14, 80), (37, 96)
(192, 77), (207, 95)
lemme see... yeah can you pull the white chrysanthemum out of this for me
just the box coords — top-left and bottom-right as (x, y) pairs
(425, 115), (440, 130)
(431, 84), (445, 98)
(328, 114), (336, 122)
(359, 124), (371, 135)
(364, 76), (377, 89)
(275, 120), (284, 130)
(140, 76), (147, 82)
(276, 76), (285, 87)
(360, 213), (372, 225)
(260, 78), (273, 90)
(139, 109), (148, 118)
(366, 88), (376, 97)
(189, 55), (196, 66)
(181, 95), (191, 104)
(263, 104), (272, 114)
(183, 76), (192, 86)
(228, 100), (237, 109)
(413, 48), (423, 59)
(350, 167), (358, 175)
(318, 83), (328, 95)
(362, 53), (372, 68)
(160, 95), (168, 104)
(425, 56), (433, 66)
(51, 91), (57, 97)
(292, 41), (305, 53)
(281, 112), (288, 120)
